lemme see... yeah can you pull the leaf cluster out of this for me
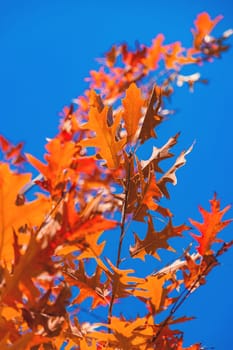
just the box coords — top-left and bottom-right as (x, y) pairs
(0, 12), (232, 350)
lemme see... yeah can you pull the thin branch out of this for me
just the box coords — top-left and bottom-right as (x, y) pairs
(108, 152), (132, 322)
(116, 152), (133, 267)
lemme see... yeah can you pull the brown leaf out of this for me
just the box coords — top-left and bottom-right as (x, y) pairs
(64, 261), (110, 309)
(158, 143), (194, 198)
(105, 45), (117, 68)
(141, 133), (180, 176)
(138, 86), (163, 144)
(131, 162), (171, 221)
(181, 253), (218, 291)
(130, 215), (189, 260)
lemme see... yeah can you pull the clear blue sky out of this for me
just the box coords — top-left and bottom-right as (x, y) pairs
(1, 1), (233, 348)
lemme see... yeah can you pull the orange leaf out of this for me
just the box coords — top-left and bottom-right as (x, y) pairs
(163, 42), (196, 70)
(142, 34), (164, 70)
(89, 316), (155, 349)
(192, 12), (223, 49)
(0, 164), (51, 269)
(0, 332), (33, 350)
(189, 194), (232, 256)
(106, 258), (143, 299)
(26, 153), (49, 179)
(122, 83), (144, 143)
(133, 272), (175, 314)
(26, 138), (77, 195)
(80, 105), (126, 169)
(60, 194), (117, 245)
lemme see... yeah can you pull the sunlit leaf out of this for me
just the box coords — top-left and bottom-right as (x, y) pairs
(80, 105), (126, 169)
(0, 164), (51, 269)
(122, 83), (144, 143)
(190, 194), (232, 255)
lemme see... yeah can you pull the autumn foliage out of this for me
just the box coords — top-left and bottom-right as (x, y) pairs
(0, 12), (232, 349)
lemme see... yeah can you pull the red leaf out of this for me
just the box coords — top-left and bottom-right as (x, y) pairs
(189, 194), (232, 256)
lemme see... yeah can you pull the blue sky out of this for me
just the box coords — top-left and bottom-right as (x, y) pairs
(1, 1), (233, 348)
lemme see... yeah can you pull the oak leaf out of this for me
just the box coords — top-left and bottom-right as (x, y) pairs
(56, 230), (106, 259)
(89, 315), (156, 350)
(80, 105), (126, 169)
(182, 253), (218, 291)
(26, 138), (77, 196)
(189, 194), (232, 256)
(2, 232), (56, 306)
(22, 284), (70, 337)
(58, 194), (117, 250)
(158, 143), (194, 198)
(142, 34), (164, 70)
(0, 135), (26, 165)
(192, 12), (223, 49)
(105, 45), (117, 67)
(106, 258), (144, 299)
(122, 83), (144, 143)
(133, 272), (176, 314)
(63, 261), (110, 309)
(130, 215), (189, 260)
(138, 86), (163, 144)
(163, 42), (196, 70)
(129, 160), (171, 221)
(0, 164), (51, 269)
(88, 90), (104, 112)
(140, 133), (180, 176)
